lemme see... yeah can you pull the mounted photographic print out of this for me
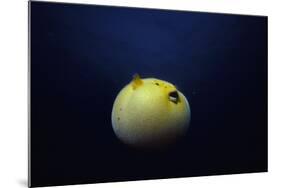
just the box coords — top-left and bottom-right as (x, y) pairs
(29, 1), (268, 187)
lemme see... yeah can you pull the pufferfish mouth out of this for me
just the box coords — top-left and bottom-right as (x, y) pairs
(169, 91), (179, 104)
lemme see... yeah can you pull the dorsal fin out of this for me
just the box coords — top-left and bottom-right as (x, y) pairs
(131, 73), (143, 90)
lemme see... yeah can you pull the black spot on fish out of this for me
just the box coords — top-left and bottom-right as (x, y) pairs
(118, 117), (120, 120)
(155, 82), (159, 86)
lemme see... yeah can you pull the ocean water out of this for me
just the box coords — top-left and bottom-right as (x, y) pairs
(30, 1), (267, 187)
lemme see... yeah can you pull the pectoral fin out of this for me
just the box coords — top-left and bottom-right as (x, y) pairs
(131, 73), (143, 90)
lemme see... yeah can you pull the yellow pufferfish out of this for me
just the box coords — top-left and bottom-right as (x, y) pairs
(111, 74), (191, 149)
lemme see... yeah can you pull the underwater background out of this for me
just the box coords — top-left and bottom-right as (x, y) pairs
(30, 1), (267, 187)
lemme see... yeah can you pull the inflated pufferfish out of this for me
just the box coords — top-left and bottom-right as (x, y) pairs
(111, 74), (191, 149)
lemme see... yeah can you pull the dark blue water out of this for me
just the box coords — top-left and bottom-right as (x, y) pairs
(30, 1), (267, 187)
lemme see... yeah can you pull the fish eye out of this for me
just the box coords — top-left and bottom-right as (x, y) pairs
(169, 91), (179, 104)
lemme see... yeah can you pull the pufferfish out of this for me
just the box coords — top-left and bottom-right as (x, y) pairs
(111, 74), (191, 149)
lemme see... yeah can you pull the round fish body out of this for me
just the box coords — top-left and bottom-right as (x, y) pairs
(111, 75), (191, 149)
